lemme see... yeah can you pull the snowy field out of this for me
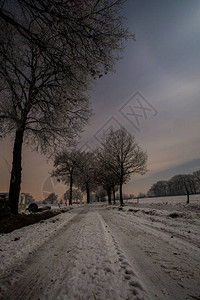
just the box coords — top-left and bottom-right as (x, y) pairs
(0, 195), (200, 300)
(127, 194), (200, 205)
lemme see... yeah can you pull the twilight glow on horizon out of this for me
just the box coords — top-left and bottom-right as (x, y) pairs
(0, 0), (200, 201)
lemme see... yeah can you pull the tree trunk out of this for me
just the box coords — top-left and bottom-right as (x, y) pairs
(9, 128), (24, 214)
(86, 184), (90, 204)
(119, 179), (123, 206)
(107, 187), (112, 205)
(112, 185), (116, 205)
(186, 189), (190, 204)
(69, 172), (73, 205)
(184, 182), (190, 204)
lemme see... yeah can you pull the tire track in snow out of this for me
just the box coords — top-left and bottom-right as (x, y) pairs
(100, 208), (200, 300)
(53, 210), (147, 300)
(1, 207), (147, 300)
(98, 213), (147, 300)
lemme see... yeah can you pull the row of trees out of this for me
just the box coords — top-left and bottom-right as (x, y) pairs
(52, 128), (148, 206)
(42, 188), (135, 206)
(0, 0), (134, 214)
(147, 171), (200, 203)
(42, 190), (83, 205)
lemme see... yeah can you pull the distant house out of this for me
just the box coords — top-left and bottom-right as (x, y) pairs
(0, 192), (8, 199)
(0, 192), (34, 216)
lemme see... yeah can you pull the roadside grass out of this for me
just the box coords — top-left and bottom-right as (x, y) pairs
(0, 210), (62, 234)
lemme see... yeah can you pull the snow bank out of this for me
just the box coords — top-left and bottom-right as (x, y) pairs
(0, 209), (76, 278)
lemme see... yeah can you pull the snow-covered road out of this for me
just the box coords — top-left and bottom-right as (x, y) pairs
(101, 204), (200, 300)
(0, 202), (200, 300)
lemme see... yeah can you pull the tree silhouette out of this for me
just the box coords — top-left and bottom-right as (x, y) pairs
(0, 1), (133, 214)
(99, 128), (148, 206)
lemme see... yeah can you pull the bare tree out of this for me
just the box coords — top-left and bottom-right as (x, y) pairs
(52, 149), (81, 205)
(64, 188), (83, 205)
(147, 171), (199, 200)
(95, 188), (107, 202)
(95, 167), (114, 204)
(0, 0), (134, 81)
(0, 28), (91, 213)
(95, 151), (119, 204)
(75, 151), (96, 204)
(99, 128), (148, 206)
(112, 185), (119, 205)
(147, 181), (169, 198)
(0, 1), (133, 214)
(169, 174), (196, 204)
(43, 192), (58, 204)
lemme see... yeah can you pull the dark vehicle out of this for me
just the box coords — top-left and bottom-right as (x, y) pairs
(27, 203), (51, 212)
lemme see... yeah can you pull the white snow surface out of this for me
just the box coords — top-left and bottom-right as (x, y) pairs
(0, 196), (200, 300)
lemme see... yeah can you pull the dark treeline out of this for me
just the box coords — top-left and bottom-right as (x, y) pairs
(147, 170), (200, 203)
